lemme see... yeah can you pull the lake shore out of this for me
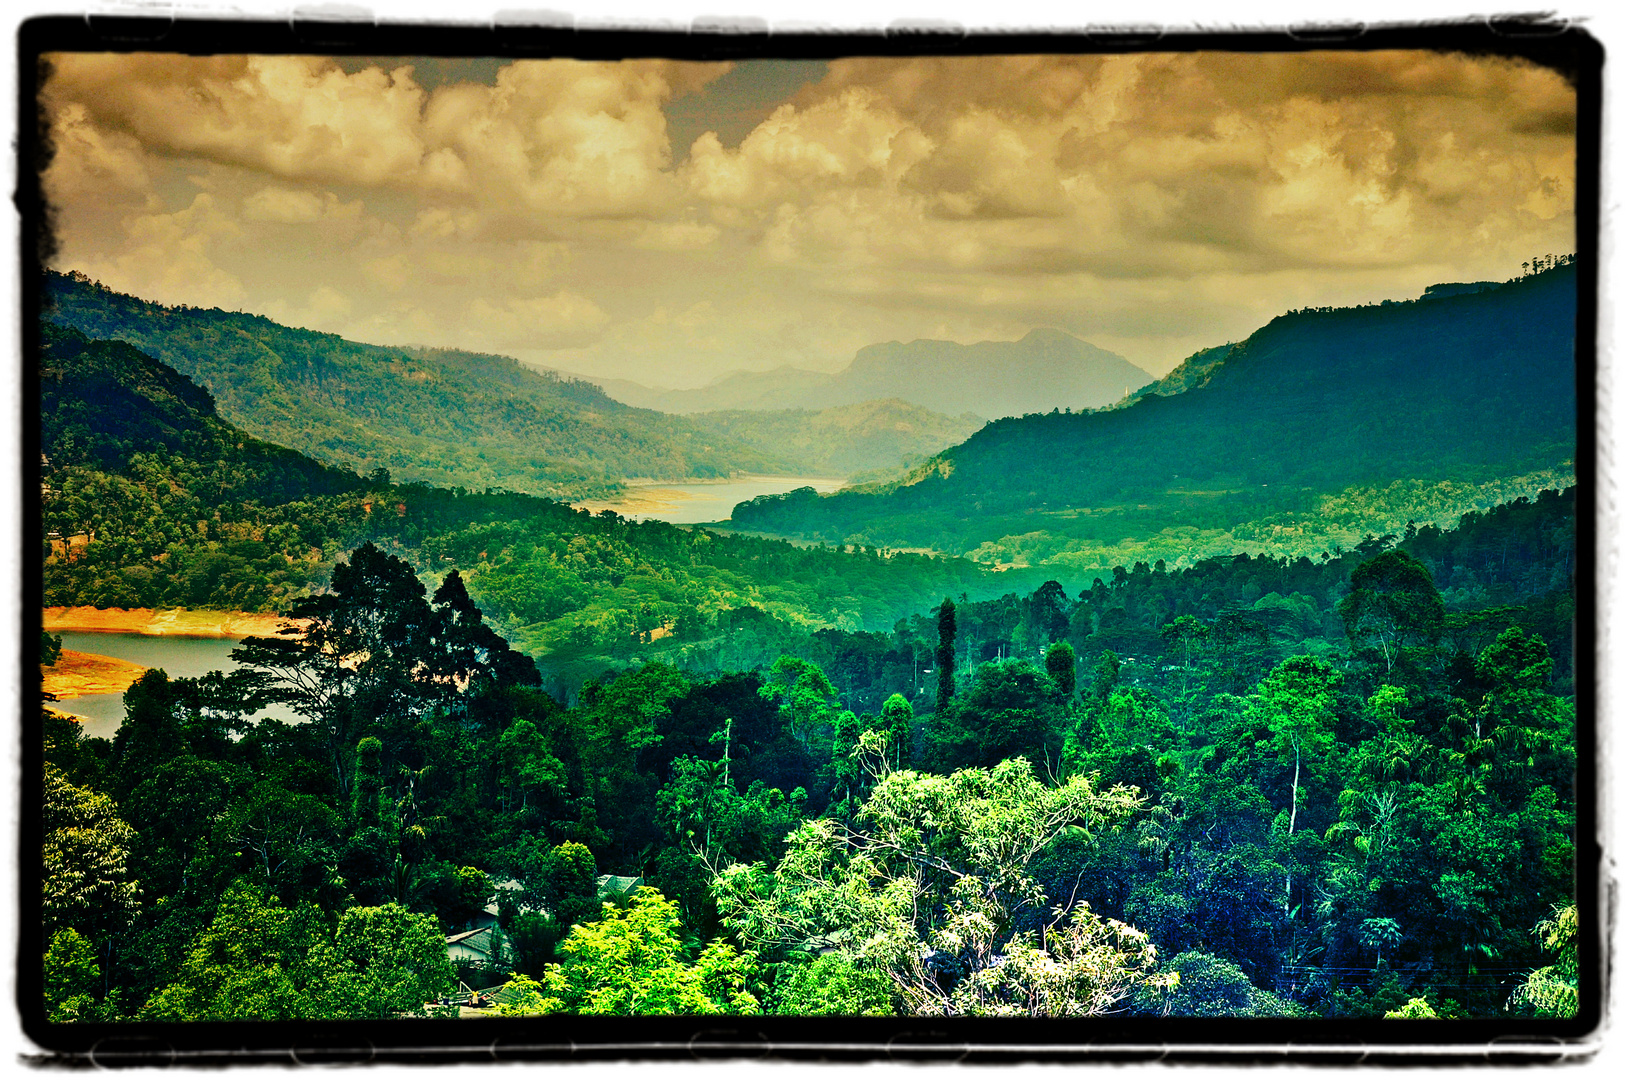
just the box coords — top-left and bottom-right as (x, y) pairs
(42, 649), (147, 700)
(574, 475), (847, 524)
(43, 606), (297, 638)
(572, 487), (700, 516)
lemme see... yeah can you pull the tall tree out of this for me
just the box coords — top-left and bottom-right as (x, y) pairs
(1338, 550), (1445, 673)
(232, 543), (439, 793)
(1046, 642), (1077, 699)
(936, 598), (957, 713)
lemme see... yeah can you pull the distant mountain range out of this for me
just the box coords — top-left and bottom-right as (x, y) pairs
(731, 262), (1579, 552)
(598, 328), (1153, 418)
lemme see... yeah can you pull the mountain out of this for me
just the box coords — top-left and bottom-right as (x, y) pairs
(37, 319), (997, 644)
(731, 261), (1579, 554)
(598, 329), (1153, 417)
(41, 271), (793, 500)
(685, 399), (985, 479)
(40, 321), (362, 506)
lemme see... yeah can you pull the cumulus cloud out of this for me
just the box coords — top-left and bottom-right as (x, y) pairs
(38, 49), (1575, 380)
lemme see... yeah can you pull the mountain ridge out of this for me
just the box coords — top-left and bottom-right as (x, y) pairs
(730, 261), (1579, 553)
(598, 328), (1153, 417)
(41, 270), (794, 500)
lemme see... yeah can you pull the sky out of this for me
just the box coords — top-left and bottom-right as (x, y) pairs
(38, 46), (1577, 388)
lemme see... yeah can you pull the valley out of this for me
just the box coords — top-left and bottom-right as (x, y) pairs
(30, 40), (1587, 1035)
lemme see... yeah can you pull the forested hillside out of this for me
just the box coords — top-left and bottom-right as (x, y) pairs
(38, 323), (997, 670)
(685, 399), (983, 479)
(41, 271), (791, 500)
(733, 261), (1578, 556)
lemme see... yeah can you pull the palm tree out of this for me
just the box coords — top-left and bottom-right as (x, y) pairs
(1358, 917), (1402, 971)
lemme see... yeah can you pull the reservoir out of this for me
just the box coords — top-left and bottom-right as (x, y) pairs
(51, 630), (293, 739)
(578, 475), (846, 524)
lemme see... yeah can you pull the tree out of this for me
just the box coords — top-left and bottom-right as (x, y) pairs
(522, 888), (761, 1015)
(711, 757), (1153, 1016)
(770, 954), (894, 1015)
(950, 902), (1174, 1016)
(43, 765), (139, 946)
(43, 928), (108, 1022)
(139, 881), (323, 1021)
(1143, 950), (1297, 1018)
(1159, 616), (1208, 672)
(231, 543), (440, 793)
(1509, 903), (1578, 1018)
(310, 903), (457, 1018)
(1246, 656), (1342, 912)
(1359, 917), (1403, 970)
(1045, 642), (1077, 700)
(1027, 580), (1071, 646)
(932, 659), (1067, 770)
(880, 694), (915, 771)
(1339, 550), (1445, 673)
(936, 598), (957, 713)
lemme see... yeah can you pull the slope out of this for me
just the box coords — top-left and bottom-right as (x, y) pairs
(41, 271), (792, 500)
(38, 323), (996, 658)
(731, 261), (1579, 555)
(685, 399), (985, 478)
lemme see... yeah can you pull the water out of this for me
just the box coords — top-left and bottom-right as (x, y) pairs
(51, 631), (295, 739)
(597, 476), (847, 524)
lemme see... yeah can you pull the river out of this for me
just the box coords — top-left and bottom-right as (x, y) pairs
(577, 475), (846, 524)
(52, 631), (295, 739)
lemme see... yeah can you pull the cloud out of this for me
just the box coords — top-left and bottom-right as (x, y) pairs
(465, 291), (612, 350)
(44, 53), (430, 187)
(38, 50), (1577, 381)
(72, 192), (247, 310)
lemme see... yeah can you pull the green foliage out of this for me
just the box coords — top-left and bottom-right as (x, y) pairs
(712, 758), (1149, 1015)
(1385, 995), (1439, 1019)
(770, 954), (895, 1015)
(43, 929), (106, 1023)
(138, 881), (323, 1021)
(524, 888), (761, 1015)
(43, 764), (138, 942)
(1147, 950), (1298, 1017)
(1339, 550), (1446, 672)
(310, 903), (457, 1019)
(1509, 904), (1579, 1018)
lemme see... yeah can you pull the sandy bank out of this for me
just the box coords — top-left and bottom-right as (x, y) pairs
(573, 487), (698, 516)
(42, 649), (147, 700)
(43, 607), (298, 638)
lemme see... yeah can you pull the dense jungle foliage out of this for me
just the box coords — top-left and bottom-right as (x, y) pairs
(42, 489), (1578, 1021)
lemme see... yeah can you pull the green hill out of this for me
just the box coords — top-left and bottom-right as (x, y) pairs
(41, 271), (792, 500)
(732, 260), (1579, 559)
(687, 399), (984, 478)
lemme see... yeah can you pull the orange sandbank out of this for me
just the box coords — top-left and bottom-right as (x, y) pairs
(43, 606), (298, 638)
(42, 649), (148, 700)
